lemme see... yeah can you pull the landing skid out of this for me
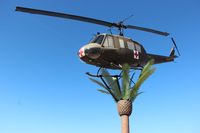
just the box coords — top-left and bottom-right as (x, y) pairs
(86, 65), (121, 78)
(86, 66), (143, 87)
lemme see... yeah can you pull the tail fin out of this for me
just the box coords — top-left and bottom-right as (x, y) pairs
(167, 47), (177, 62)
(170, 47), (175, 57)
(171, 37), (181, 56)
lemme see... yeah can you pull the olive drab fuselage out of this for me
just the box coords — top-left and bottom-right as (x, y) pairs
(78, 34), (176, 69)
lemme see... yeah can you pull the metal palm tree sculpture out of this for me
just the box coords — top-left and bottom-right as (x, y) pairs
(89, 60), (156, 133)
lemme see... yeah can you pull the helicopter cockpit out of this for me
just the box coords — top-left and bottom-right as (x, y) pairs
(90, 34), (115, 48)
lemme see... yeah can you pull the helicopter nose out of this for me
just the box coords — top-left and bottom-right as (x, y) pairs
(78, 47), (85, 58)
(78, 43), (101, 59)
(84, 47), (101, 59)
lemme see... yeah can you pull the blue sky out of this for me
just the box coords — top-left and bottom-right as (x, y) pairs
(0, 0), (200, 133)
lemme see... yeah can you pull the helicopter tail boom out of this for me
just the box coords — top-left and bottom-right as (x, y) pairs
(147, 47), (177, 64)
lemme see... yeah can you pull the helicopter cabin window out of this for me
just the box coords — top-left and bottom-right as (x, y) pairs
(127, 41), (135, 50)
(119, 39), (125, 48)
(127, 41), (141, 52)
(103, 36), (114, 48)
(91, 35), (104, 45)
(135, 43), (141, 52)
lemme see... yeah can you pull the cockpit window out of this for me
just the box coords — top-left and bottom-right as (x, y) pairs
(103, 36), (114, 48)
(90, 35), (104, 44)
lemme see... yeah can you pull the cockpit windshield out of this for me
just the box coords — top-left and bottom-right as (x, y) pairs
(90, 35), (104, 44)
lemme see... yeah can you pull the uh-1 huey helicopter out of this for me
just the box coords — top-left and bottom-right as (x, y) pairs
(15, 6), (180, 74)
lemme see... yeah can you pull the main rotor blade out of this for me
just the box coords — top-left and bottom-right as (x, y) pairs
(126, 25), (169, 36)
(16, 6), (113, 27)
(16, 6), (170, 36)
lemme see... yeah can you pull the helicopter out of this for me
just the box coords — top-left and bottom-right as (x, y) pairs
(15, 6), (180, 71)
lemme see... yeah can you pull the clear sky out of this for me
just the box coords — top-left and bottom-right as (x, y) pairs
(0, 0), (200, 133)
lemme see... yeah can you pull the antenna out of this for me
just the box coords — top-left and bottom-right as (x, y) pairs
(121, 15), (134, 23)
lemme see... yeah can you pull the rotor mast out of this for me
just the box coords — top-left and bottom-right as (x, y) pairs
(116, 22), (126, 36)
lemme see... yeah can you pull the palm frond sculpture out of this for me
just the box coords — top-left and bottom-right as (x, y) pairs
(89, 60), (156, 133)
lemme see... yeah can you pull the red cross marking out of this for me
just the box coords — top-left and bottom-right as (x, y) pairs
(134, 50), (139, 59)
(79, 47), (85, 58)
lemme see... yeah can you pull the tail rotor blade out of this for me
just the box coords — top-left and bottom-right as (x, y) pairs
(171, 37), (181, 56)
